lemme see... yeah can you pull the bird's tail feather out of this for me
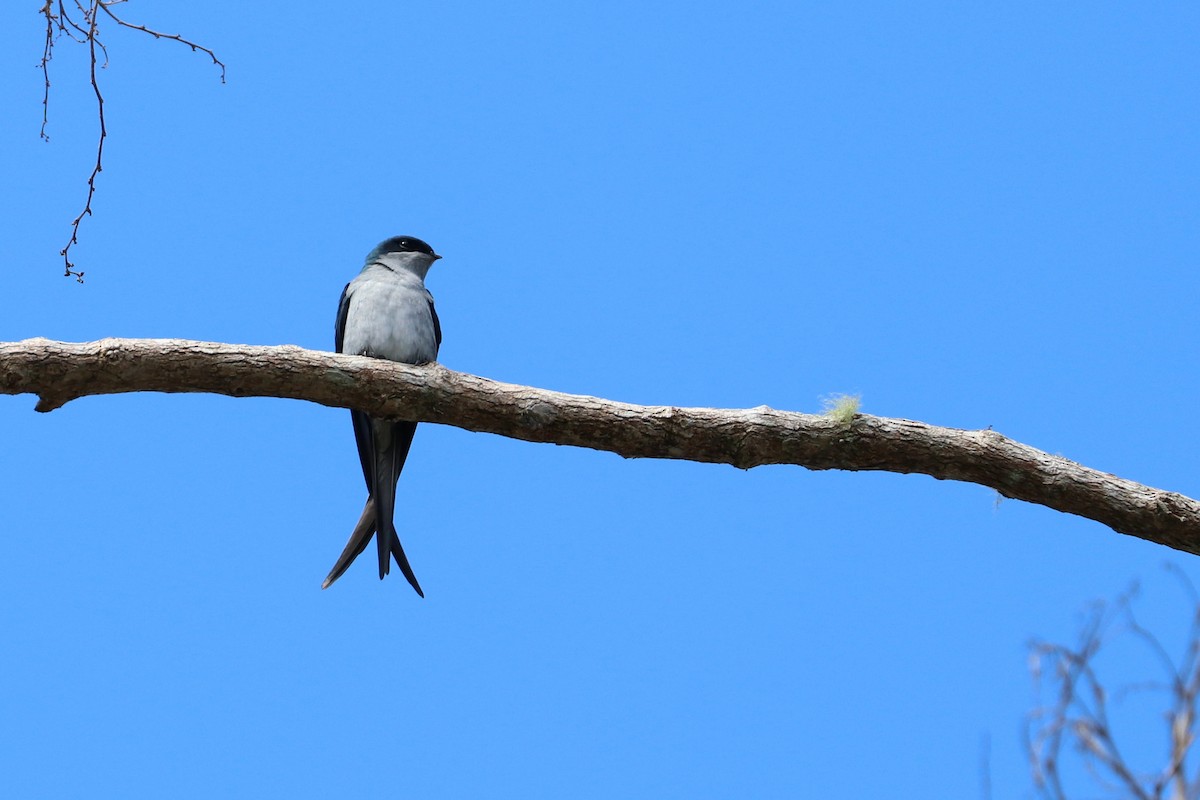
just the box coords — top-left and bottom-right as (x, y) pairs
(373, 427), (425, 596)
(322, 499), (376, 589)
(323, 419), (424, 595)
(374, 428), (397, 581)
(390, 532), (425, 597)
(380, 421), (423, 596)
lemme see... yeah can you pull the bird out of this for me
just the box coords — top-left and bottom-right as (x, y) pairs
(322, 235), (443, 595)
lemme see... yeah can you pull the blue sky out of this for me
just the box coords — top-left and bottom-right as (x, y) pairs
(2, 2), (1198, 797)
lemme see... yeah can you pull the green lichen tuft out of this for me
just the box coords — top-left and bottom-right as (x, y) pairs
(821, 393), (861, 426)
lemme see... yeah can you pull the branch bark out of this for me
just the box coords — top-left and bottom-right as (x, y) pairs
(3, 337), (1198, 556)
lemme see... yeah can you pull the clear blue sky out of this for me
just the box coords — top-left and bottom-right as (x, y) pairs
(2, 2), (1198, 797)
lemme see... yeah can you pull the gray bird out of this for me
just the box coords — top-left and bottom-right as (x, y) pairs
(322, 236), (443, 595)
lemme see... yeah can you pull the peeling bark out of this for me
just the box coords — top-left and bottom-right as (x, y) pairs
(2, 337), (1198, 555)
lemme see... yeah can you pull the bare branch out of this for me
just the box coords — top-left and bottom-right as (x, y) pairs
(95, 1), (226, 82)
(1028, 575), (1200, 799)
(37, 1), (225, 280)
(59, 2), (104, 283)
(60, 2), (91, 40)
(2, 337), (1200, 558)
(39, 2), (54, 140)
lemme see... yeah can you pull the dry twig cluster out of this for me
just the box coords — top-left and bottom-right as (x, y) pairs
(1027, 568), (1200, 799)
(38, 0), (224, 281)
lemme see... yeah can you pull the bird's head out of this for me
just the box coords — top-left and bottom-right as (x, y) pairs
(366, 235), (442, 278)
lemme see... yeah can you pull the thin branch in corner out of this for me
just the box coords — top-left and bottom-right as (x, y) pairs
(95, 2), (227, 79)
(38, 0), (226, 282)
(1026, 571), (1200, 799)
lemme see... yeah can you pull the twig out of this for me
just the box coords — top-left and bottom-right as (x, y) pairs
(38, 1), (225, 280)
(1027, 572), (1200, 799)
(39, 2), (54, 141)
(96, 2), (226, 82)
(59, 3), (104, 282)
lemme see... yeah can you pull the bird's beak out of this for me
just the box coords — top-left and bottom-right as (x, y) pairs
(432, 254), (442, 261)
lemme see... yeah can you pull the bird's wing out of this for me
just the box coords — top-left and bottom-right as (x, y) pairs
(337, 282), (375, 492)
(334, 281), (351, 353)
(429, 296), (443, 352)
(350, 409), (373, 492)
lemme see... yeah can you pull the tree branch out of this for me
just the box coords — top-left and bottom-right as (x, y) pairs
(38, 1), (225, 280)
(3, 337), (1199, 556)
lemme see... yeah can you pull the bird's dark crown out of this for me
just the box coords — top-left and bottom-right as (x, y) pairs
(368, 235), (437, 261)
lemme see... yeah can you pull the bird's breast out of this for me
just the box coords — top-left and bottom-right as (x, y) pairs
(342, 276), (438, 364)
